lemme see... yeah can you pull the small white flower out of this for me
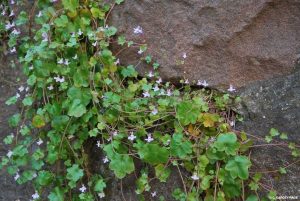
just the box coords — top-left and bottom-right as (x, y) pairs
(112, 131), (118, 136)
(151, 108), (158, 115)
(156, 77), (162, 84)
(71, 32), (76, 37)
(191, 174), (199, 181)
(229, 120), (235, 127)
(14, 173), (20, 181)
(114, 58), (120, 65)
(64, 59), (70, 65)
(133, 26), (143, 34)
(228, 84), (236, 92)
(98, 192), (105, 198)
(182, 52), (187, 59)
(151, 191), (157, 197)
(9, 11), (14, 17)
(78, 29), (83, 36)
(10, 47), (16, 53)
(73, 54), (78, 59)
(145, 134), (154, 143)
(147, 71), (154, 78)
(103, 156), (109, 164)
(96, 140), (101, 148)
(197, 80), (208, 87)
(29, 66), (34, 70)
(143, 91), (150, 98)
(92, 41), (97, 47)
(12, 29), (20, 35)
(18, 86), (25, 92)
(5, 22), (15, 30)
(57, 58), (64, 64)
(32, 191), (39, 200)
(16, 93), (20, 99)
(79, 184), (87, 193)
(33, 173), (37, 178)
(42, 32), (48, 42)
(184, 79), (189, 84)
(7, 150), (13, 158)
(36, 11), (42, 18)
(25, 87), (30, 92)
(50, 0), (58, 2)
(10, 0), (15, 5)
(47, 85), (54, 90)
(1, 10), (6, 16)
(128, 132), (136, 141)
(54, 76), (65, 83)
(36, 139), (43, 146)
(166, 89), (172, 96)
(137, 49), (144, 54)
(153, 85), (160, 92)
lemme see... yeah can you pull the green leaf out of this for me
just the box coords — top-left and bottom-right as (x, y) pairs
(279, 167), (287, 174)
(91, 7), (105, 19)
(94, 178), (106, 192)
(176, 101), (201, 126)
(136, 172), (150, 194)
(54, 15), (69, 27)
(5, 96), (18, 105)
(22, 96), (33, 106)
(200, 175), (213, 190)
(214, 133), (238, 155)
(89, 128), (99, 137)
(267, 190), (277, 201)
(121, 65), (138, 78)
(48, 187), (65, 201)
(280, 133), (288, 140)
(269, 128), (280, 137)
(66, 164), (84, 188)
(246, 195), (258, 201)
(117, 35), (126, 46)
(103, 144), (135, 179)
(68, 99), (87, 117)
(9, 113), (21, 127)
(135, 143), (169, 165)
(170, 133), (192, 159)
(225, 156), (251, 180)
(115, 0), (124, 4)
(27, 74), (36, 86)
(3, 134), (14, 145)
(62, 0), (79, 12)
(104, 26), (117, 37)
(51, 115), (69, 131)
(155, 164), (171, 182)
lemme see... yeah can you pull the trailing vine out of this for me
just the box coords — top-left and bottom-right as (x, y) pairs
(1, 1), (299, 201)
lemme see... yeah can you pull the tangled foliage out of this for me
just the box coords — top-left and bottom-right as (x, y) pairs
(1, 1), (299, 201)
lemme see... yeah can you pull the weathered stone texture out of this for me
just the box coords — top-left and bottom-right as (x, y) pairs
(111, 0), (300, 89)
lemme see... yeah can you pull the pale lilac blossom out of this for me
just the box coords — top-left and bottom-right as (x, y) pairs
(64, 59), (70, 66)
(7, 150), (13, 158)
(73, 54), (78, 59)
(197, 80), (208, 87)
(9, 11), (14, 17)
(96, 140), (101, 148)
(156, 77), (162, 84)
(166, 89), (172, 96)
(128, 132), (136, 141)
(53, 76), (65, 83)
(151, 108), (158, 115)
(145, 134), (154, 143)
(182, 52), (187, 59)
(143, 91), (150, 98)
(151, 191), (157, 197)
(227, 84), (236, 92)
(79, 184), (87, 193)
(42, 32), (48, 42)
(92, 41), (97, 47)
(5, 21), (15, 30)
(18, 86), (24, 92)
(14, 172), (20, 181)
(184, 79), (189, 84)
(147, 71), (154, 78)
(29, 66), (34, 70)
(16, 93), (20, 99)
(133, 26), (143, 34)
(103, 156), (109, 164)
(10, 0), (15, 5)
(78, 29), (83, 36)
(57, 58), (64, 64)
(137, 49), (144, 54)
(153, 85), (159, 92)
(98, 192), (105, 198)
(36, 11), (42, 18)
(191, 174), (199, 181)
(25, 86), (29, 92)
(32, 191), (39, 200)
(36, 139), (43, 146)
(10, 47), (16, 53)
(47, 85), (54, 91)
(12, 29), (20, 35)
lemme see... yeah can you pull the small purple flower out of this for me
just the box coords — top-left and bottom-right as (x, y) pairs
(133, 26), (143, 34)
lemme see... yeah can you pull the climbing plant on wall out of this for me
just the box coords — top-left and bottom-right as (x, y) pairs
(1, 0), (299, 200)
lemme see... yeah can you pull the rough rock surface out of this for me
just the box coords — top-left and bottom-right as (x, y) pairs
(110, 0), (300, 89)
(236, 68), (300, 196)
(0, 55), (31, 200)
